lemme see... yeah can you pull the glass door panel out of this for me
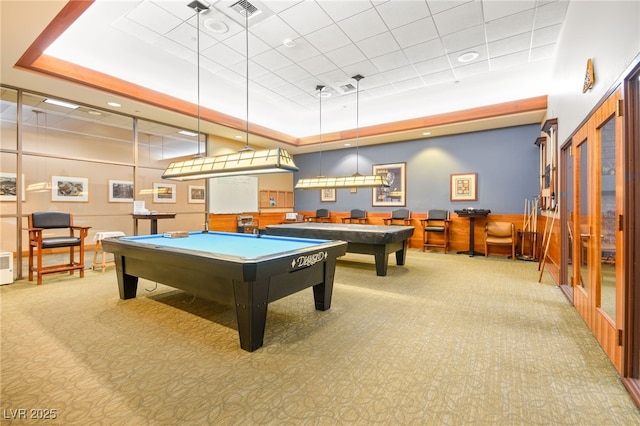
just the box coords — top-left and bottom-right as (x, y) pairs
(578, 140), (590, 290)
(598, 117), (617, 321)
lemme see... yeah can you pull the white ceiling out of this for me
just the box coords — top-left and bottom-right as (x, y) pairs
(2, 0), (569, 153)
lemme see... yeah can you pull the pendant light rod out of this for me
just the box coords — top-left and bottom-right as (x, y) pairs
(187, 1), (210, 157)
(316, 84), (325, 177)
(353, 74), (363, 175)
(244, 5), (250, 151)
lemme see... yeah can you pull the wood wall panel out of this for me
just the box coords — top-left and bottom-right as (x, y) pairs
(208, 211), (522, 258)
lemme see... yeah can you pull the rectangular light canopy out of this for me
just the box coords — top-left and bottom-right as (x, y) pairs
(295, 174), (389, 189)
(162, 147), (299, 181)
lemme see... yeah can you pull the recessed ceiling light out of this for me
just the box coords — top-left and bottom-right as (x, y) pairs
(44, 98), (79, 109)
(87, 110), (102, 116)
(107, 102), (121, 107)
(283, 38), (295, 48)
(318, 91), (331, 98)
(178, 130), (198, 137)
(422, 131), (431, 136)
(235, 135), (243, 139)
(344, 143), (351, 147)
(204, 19), (228, 34)
(457, 51), (479, 63)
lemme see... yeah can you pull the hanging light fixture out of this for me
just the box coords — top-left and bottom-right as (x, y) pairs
(295, 75), (388, 189)
(163, 0), (298, 181)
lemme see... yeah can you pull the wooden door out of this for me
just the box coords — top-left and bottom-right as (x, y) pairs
(572, 90), (624, 372)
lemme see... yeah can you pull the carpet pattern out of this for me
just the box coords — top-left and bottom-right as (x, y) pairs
(1, 250), (639, 425)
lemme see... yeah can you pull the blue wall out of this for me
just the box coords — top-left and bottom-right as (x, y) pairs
(293, 124), (540, 214)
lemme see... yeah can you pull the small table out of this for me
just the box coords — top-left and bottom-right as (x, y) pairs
(132, 213), (176, 235)
(92, 231), (126, 272)
(102, 232), (347, 352)
(454, 209), (491, 257)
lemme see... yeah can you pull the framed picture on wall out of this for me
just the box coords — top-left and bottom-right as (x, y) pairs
(0, 172), (25, 202)
(320, 188), (336, 202)
(188, 185), (205, 204)
(108, 180), (134, 202)
(450, 172), (477, 202)
(153, 183), (176, 203)
(372, 162), (406, 207)
(52, 176), (89, 202)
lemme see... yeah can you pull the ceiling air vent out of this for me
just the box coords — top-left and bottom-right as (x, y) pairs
(229, 0), (261, 19)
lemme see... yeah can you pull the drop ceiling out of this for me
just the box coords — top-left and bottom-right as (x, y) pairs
(1, 0), (569, 154)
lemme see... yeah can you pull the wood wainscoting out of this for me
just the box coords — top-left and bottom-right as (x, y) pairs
(208, 211), (524, 257)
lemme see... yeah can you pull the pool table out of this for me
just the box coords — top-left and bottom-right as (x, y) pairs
(265, 223), (415, 276)
(101, 231), (347, 352)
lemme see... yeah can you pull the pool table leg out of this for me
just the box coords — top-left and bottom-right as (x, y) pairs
(373, 246), (389, 276)
(113, 255), (138, 299)
(233, 279), (270, 352)
(313, 257), (338, 310)
(395, 241), (408, 266)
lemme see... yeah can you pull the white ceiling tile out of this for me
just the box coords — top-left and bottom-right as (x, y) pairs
(392, 17), (439, 49)
(485, 9), (535, 42)
(490, 50), (530, 71)
(125, 1), (183, 35)
(251, 49), (294, 71)
(414, 56), (451, 76)
(370, 50), (410, 72)
(487, 33), (531, 58)
(278, 1), (333, 35)
(532, 24), (562, 48)
(440, 25), (485, 53)
(392, 76), (425, 92)
(324, 44), (367, 68)
(404, 39), (446, 63)
(112, 16), (162, 46)
(276, 38), (321, 63)
(341, 60), (382, 80)
(426, 0), (469, 15)
(534, 1), (570, 28)
(382, 65), (420, 84)
(225, 31), (272, 56)
(358, 32), (400, 58)
(305, 24), (352, 52)
(201, 42), (245, 67)
(530, 43), (557, 61)
(250, 15), (299, 48)
(452, 59), (490, 79)
(297, 54), (339, 75)
(483, 0), (536, 21)
(318, 0), (374, 22)
(338, 8), (388, 42)
(432, 1), (483, 36)
(263, 0), (305, 15)
(272, 63), (312, 83)
(375, 0), (431, 30)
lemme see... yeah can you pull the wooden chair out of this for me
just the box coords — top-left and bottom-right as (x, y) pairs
(306, 209), (331, 223)
(484, 221), (515, 260)
(341, 209), (367, 224)
(420, 209), (450, 253)
(383, 208), (411, 225)
(27, 212), (91, 285)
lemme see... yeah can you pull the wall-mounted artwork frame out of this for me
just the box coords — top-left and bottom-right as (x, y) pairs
(108, 179), (134, 203)
(52, 176), (88, 202)
(450, 172), (477, 202)
(153, 182), (176, 203)
(188, 185), (205, 204)
(372, 162), (406, 207)
(0, 172), (25, 201)
(320, 188), (336, 202)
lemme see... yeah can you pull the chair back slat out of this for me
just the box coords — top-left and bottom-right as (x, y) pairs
(31, 212), (71, 229)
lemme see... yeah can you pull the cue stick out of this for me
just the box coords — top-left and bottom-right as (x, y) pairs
(538, 207), (557, 283)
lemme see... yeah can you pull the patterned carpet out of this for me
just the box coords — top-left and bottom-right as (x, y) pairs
(1, 249), (639, 425)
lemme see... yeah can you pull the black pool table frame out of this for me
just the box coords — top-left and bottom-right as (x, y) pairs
(265, 223), (415, 276)
(102, 234), (347, 352)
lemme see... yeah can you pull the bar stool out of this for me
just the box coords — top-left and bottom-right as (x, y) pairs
(92, 231), (125, 272)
